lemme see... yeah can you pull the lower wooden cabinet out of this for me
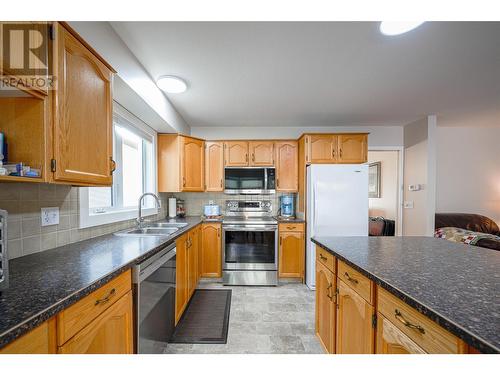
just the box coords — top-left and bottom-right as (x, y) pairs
(58, 291), (133, 354)
(336, 279), (375, 354)
(200, 223), (222, 277)
(278, 223), (305, 280)
(187, 225), (201, 298)
(0, 319), (56, 354)
(376, 313), (426, 354)
(315, 261), (336, 353)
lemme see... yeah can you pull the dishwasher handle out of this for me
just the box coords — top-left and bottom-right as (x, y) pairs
(134, 245), (176, 283)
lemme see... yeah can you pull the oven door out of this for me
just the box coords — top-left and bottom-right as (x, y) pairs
(223, 225), (278, 270)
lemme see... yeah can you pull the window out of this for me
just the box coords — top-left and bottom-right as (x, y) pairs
(79, 103), (157, 228)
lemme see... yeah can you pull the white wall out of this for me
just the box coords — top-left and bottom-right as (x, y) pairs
(69, 22), (190, 135)
(191, 125), (403, 147)
(368, 151), (399, 223)
(436, 126), (500, 226)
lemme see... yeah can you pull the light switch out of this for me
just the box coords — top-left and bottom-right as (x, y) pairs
(404, 201), (414, 209)
(41, 207), (59, 226)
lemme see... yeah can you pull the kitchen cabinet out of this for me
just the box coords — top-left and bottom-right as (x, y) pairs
(187, 225), (201, 298)
(205, 141), (224, 191)
(0, 22), (115, 186)
(278, 223), (304, 280)
(58, 292), (133, 354)
(224, 141), (249, 166)
(307, 135), (338, 163)
(336, 279), (375, 354)
(175, 232), (189, 324)
(315, 261), (336, 354)
(158, 134), (205, 192)
(275, 141), (298, 192)
(201, 222), (222, 277)
(52, 22), (114, 186)
(0, 318), (56, 354)
(376, 313), (426, 354)
(249, 141), (274, 166)
(337, 134), (367, 163)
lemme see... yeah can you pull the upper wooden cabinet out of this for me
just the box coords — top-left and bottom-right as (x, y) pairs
(249, 141), (274, 166)
(158, 134), (205, 192)
(275, 141), (298, 192)
(224, 141), (249, 166)
(337, 134), (367, 163)
(52, 23), (114, 186)
(307, 134), (338, 163)
(205, 141), (224, 191)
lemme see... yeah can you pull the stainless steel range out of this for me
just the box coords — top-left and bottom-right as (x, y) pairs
(222, 200), (278, 286)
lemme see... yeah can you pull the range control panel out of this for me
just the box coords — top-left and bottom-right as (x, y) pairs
(225, 200), (272, 214)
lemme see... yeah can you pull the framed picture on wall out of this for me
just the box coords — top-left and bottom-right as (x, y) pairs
(368, 162), (381, 198)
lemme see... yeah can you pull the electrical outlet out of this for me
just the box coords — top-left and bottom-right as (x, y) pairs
(404, 201), (414, 209)
(41, 207), (59, 226)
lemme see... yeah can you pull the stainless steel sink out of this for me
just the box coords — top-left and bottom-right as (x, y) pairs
(114, 226), (180, 237)
(145, 222), (188, 228)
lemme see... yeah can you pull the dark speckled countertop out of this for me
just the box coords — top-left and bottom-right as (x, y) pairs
(0, 216), (203, 349)
(311, 236), (500, 353)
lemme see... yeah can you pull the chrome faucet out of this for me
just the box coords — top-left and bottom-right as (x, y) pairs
(137, 193), (161, 227)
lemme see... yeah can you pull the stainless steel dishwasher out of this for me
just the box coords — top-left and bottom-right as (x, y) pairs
(133, 243), (176, 354)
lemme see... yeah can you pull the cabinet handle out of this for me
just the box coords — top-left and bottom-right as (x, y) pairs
(252, 153), (255, 162)
(332, 148), (335, 158)
(344, 271), (358, 284)
(95, 288), (116, 306)
(217, 227), (220, 237)
(279, 236), (282, 246)
(183, 177), (186, 187)
(220, 179), (223, 188)
(319, 253), (327, 261)
(286, 226), (295, 230)
(339, 148), (343, 158)
(277, 178), (280, 188)
(110, 158), (117, 174)
(394, 309), (426, 334)
(326, 283), (333, 300)
(336, 288), (340, 308)
(246, 154), (248, 163)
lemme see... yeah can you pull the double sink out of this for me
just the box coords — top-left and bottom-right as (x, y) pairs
(114, 222), (188, 237)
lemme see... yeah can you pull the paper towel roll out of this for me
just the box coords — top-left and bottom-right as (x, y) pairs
(168, 198), (177, 218)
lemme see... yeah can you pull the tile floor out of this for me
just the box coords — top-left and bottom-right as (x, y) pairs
(164, 280), (325, 354)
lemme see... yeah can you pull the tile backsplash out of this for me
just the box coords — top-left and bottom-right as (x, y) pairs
(0, 183), (170, 260)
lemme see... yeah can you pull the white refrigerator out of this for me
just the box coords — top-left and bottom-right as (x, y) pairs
(306, 164), (369, 289)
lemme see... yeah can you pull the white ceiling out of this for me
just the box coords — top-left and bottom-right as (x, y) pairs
(110, 22), (500, 128)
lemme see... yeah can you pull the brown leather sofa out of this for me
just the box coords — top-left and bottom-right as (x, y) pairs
(435, 213), (500, 251)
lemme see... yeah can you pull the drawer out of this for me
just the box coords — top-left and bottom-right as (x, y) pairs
(316, 245), (335, 273)
(57, 269), (132, 346)
(337, 260), (374, 304)
(278, 223), (304, 232)
(377, 287), (465, 354)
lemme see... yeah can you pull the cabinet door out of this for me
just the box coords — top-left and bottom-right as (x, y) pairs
(337, 134), (367, 163)
(175, 233), (188, 324)
(0, 319), (56, 354)
(336, 279), (374, 354)
(315, 261), (335, 353)
(376, 313), (426, 354)
(53, 24), (113, 186)
(205, 141), (224, 191)
(187, 227), (200, 298)
(201, 223), (222, 277)
(307, 135), (338, 163)
(275, 141), (298, 192)
(249, 141), (274, 166)
(58, 292), (133, 354)
(224, 141), (249, 166)
(181, 137), (204, 191)
(279, 231), (304, 279)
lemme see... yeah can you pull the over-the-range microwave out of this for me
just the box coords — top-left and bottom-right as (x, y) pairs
(224, 167), (276, 194)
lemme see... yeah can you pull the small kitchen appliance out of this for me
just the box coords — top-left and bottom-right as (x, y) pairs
(279, 194), (295, 218)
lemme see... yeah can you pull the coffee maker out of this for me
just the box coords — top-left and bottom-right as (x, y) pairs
(279, 194), (295, 219)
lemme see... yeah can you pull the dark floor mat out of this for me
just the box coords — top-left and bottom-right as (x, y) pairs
(169, 289), (232, 344)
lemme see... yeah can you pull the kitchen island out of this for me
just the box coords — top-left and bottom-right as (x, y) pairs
(311, 236), (499, 353)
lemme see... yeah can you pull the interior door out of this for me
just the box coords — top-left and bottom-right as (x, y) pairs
(53, 24), (113, 186)
(181, 137), (204, 191)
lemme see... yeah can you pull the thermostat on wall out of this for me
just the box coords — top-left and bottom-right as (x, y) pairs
(408, 184), (422, 191)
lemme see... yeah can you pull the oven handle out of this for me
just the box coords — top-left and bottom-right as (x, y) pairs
(223, 225), (277, 231)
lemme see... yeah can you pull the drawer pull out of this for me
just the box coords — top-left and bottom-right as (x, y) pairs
(395, 309), (426, 334)
(326, 283), (333, 300)
(95, 288), (116, 306)
(319, 254), (328, 261)
(286, 226), (295, 230)
(344, 271), (358, 284)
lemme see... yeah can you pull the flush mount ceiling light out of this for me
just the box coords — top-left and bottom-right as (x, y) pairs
(379, 21), (425, 36)
(156, 75), (187, 93)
